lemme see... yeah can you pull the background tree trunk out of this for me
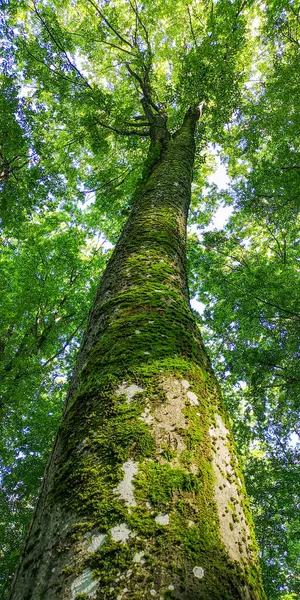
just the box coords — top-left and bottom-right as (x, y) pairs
(10, 109), (265, 600)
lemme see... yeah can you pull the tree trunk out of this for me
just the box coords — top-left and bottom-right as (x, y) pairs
(10, 108), (265, 600)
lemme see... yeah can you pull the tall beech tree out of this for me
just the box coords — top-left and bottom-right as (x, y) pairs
(3, 0), (290, 598)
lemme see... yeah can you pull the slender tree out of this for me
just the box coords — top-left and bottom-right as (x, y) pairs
(6, 1), (267, 598)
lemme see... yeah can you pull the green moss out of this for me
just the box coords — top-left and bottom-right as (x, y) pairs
(51, 395), (157, 532)
(88, 536), (133, 585)
(134, 461), (201, 507)
(61, 565), (73, 576)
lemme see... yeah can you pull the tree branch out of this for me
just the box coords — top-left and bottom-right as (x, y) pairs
(94, 117), (150, 137)
(81, 167), (135, 193)
(278, 165), (300, 171)
(186, 5), (198, 47)
(86, 0), (134, 49)
(33, 3), (93, 90)
(102, 40), (137, 58)
(20, 43), (86, 88)
(125, 63), (159, 114)
(253, 296), (300, 319)
(129, 0), (152, 57)
(123, 120), (150, 127)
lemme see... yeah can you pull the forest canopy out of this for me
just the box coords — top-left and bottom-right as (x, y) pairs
(0, 1), (299, 598)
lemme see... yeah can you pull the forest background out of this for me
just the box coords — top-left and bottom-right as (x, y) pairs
(0, 0), (299, 598)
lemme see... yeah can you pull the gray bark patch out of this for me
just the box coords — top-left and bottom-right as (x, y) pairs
(209, 414), (253, 563)
(151, 377), (187, 459)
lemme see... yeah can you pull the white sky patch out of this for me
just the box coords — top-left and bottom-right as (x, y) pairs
(238, 381), (247, 391)
(207, 161), (230, 190)
(193, 148), (233, 235)
(74, 50), (93, 82)
(79, 190), (96, 211)
(189, 149), (232, 315)
(18, 84), (36, 99)
(207, 153), (233, 230)
(211, 203), (233, 230)
(288, 432), (300, 449)
(250, 14), (261, 40)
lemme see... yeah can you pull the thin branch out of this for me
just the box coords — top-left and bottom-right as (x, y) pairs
(126, 63), (159, 113)
(235, 0), (248, 20)
(131, 0), (138, 46)
(82, 167), (135, 193)
(129, 0), (152, 57)
(186, 5), (198, 47)
(125, 62), (144, 90)
(123, 120), (150, 127)
(21, 43), (88, 88)
(278, 165), (300, 171)
(41, 319), (86, 369)
(33, 3), (93, 90)
(253, 296), (300, 319)
(86, 0), (134, 49)
(94, 117), (150, 136)
(266, 226), (285, 260)
(102, 40), (137, 58)
(279, 27), (300, 48)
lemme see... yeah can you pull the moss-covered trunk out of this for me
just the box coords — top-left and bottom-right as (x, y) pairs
(10, 108), (265, 600)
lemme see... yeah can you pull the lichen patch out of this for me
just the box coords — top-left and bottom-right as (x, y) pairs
(181, 379), (190, 389)
(186, 391), (199, 405)
(155, 513), (169, 525)
(193, 566), (204, 579)
(87, 533), (107, 553)
(115, 383), (144, 403)
(110, 523), (132, 543)
(71, 568), (99, 599)
(139, 406), (153, 425)
(133, 551), (145, 564)
(114, 460), (138, 507)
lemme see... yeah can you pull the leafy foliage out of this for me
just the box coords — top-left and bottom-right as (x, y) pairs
(0, 1), (299, 598)
(188, 3), (300, 596)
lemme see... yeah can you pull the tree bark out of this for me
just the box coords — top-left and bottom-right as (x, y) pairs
(10, 108), (265, 600)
